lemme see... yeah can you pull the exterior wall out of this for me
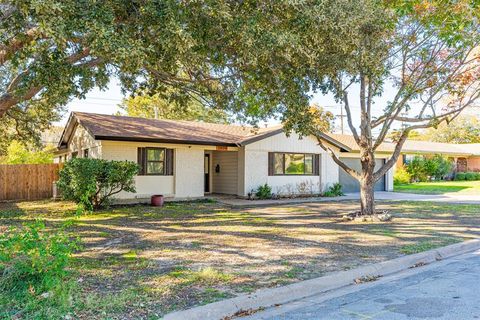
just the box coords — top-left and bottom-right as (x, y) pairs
(321, 153), (339, 191)
(242, 132), (339, 196)
(101, 141), (215, 199)
(237, 148), (246, 196)
(101, 141), (175, 199)
(467, 156), (480, 171)
(212, 151), (238, 194)
(67, 125), (101, 159)
(174, 148), (204, 198)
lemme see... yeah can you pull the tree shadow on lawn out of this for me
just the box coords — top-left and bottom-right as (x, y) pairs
(2, 199), (479, 318)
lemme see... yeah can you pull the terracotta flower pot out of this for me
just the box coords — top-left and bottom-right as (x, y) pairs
(151, 195), (164, 207)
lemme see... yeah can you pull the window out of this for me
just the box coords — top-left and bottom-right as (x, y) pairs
(83, 149), (89, 158)
(269, 153), (319, 176)
(137, 147), (174, 176)
(146, 148), (165, 175)
(71, 151), (78, 159)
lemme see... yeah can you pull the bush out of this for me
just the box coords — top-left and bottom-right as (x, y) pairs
(406, 155), (453, 182)
(394, 165), (411, 185)
(406, 156), (428, 182)
(455, 172), (466, 180)
(454, 172), (480, 181)
(429, 155), (454, 180)
(255, 183), (272, 199)
(0, 221), (79, 317)
(323, 183), (344, 197)
(57, 158), (139, 211)
(465, 172), (477, 181)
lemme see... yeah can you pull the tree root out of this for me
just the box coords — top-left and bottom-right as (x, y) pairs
(342, 210), (392, 222)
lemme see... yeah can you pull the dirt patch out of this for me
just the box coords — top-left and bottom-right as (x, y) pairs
(1, 200), (479, 319)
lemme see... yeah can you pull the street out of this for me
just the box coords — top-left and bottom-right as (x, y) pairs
(245, 250), (480, 320)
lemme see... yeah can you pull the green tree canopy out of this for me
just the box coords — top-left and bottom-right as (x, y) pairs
(195, 0), (480, 215)
(422, 116), (480, 144)
(1, 141), (53, 164)
(0, 0), (330, 149)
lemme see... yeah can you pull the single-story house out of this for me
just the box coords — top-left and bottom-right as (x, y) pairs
(393, 141), (480, 172)
(326, 134), (480, 173)
(54, 112), (480, 201)
(54, 112), (397, 200)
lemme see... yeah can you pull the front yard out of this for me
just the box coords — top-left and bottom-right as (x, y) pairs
(1, 199), (480, 319)
(394, 180), (480, 195)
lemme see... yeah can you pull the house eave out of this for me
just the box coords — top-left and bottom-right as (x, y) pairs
(95, 135), (238, 147)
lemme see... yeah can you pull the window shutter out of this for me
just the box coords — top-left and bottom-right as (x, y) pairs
(314, 154), (320, 176)
(137, 147), (146, 175)
(268, 152), (274, 176)
(166, 149), (174, 175)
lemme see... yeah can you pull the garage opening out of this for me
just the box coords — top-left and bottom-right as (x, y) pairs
(338, 158), (386, 193)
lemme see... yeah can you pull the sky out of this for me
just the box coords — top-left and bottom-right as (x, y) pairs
(57, 81), (355, 133)
(57, 77), (479, 135)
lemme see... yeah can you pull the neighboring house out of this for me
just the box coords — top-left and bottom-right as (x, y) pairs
(54, 112), (396, 200)
(392, 141), (480, 172)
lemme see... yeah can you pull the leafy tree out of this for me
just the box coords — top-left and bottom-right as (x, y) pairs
(2, 1), (480, 217)
(209, 0), (480, 215)
(119, 91), (230, 123)
(1, 141), (53, 164)
(0, 1), (318, 138)
(422, 116), (480, 143)
(406, 156), (429, 182)
(406, 154), (453, 182)
(57, 158), (138, 211)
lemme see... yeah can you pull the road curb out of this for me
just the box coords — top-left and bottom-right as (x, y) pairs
(163, 239), (480, 320)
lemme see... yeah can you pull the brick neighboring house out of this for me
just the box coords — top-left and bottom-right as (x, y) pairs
(393, 141), (480, 172)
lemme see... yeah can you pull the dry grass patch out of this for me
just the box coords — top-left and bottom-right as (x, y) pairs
(1, 199), (479, 319)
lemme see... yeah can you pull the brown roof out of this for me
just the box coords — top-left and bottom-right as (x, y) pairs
(325, 133), (473, 156)
(58, 112), (478, 156)
(60, 112), (283, 147)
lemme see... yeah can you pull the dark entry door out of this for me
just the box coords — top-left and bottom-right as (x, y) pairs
(204, 154), (210, 192)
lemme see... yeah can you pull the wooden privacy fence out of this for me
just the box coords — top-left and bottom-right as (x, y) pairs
(0, 163), (63, 201)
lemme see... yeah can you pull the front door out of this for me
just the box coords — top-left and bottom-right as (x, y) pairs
(204, 154), (210, 193)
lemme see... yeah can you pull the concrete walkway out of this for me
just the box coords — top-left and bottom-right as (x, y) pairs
(213, 191), (480, 207)
(244, 249), (480, 320)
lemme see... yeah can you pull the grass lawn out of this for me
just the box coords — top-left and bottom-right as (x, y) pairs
(1, 199), (479, 319)
(394, 180), (480, 195)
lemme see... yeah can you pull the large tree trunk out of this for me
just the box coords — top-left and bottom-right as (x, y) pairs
(359, 150), (376, 216)
(360, 176), (375, 215)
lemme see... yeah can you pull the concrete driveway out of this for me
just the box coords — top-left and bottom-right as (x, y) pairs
(244, 250), (480, 320)
(372, 191), (480, 204)
(215, 191), (480, 207)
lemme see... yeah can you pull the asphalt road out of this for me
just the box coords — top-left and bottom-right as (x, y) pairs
(244, 251), (480, 320)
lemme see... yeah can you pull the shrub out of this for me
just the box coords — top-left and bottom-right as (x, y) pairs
(429, 155), (454, 180)
(255, 183), (272, 199)
(323, 183), (344, 197)
(465, 172), (477, 181)
(406, 155), (453, 181)
(57, 158), (139, 210)
(394, 165), (411, 185)
(455, 172), (466, 180)
(406, 156), (428, 182)
(0, 221), (79, 317)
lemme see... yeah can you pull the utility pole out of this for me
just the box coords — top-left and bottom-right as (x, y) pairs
(337, 105), (347, 134)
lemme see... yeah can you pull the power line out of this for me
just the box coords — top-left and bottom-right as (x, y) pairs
(82, 96), (124, 102)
